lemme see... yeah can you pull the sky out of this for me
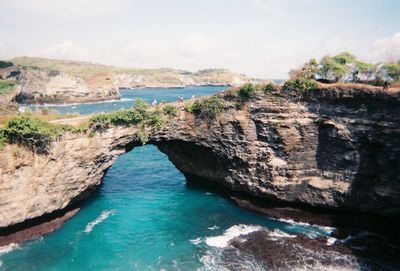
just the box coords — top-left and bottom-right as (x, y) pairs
(0, 0), (399, 78)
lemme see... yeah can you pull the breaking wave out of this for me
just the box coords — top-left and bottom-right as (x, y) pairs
(199, 224), (363, 271)
(0, 243), (20, 256)
(84, 210), (115, 233)
(271, 217), (335, 235)
(0, 243), (20, 268)
(205, 224), (263, 248)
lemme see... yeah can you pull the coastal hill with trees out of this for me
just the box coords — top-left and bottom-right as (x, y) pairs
(289, 52), (400, 87)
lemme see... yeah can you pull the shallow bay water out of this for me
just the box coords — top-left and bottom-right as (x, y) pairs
(1, 86), (358, 270)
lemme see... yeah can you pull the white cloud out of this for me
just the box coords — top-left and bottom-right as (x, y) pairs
(0, 0), (124, 18)
(247, 0), (286, 14)
(38, 40), (87, 60)
(2, 31), (400, 79)
(180, 32), (215, 55)
(370, 32), (400, 62)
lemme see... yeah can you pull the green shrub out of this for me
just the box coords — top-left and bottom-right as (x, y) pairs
(184, 102), (193, 113)
(235, 101), (244, 110)
(134, 98), (149, 112)
(222, 91), (237, 101)
(89, 109), (144, 128)
(70, 123), (90, 133)
(383, 63), (400, 81)
(191, 95), (225, 119)
(89, 103), (163, 134)
(2, 115), (65, 153)
(0, 80), (16, 96)
(238, 83), (256, 99)
(163, 105), (178, 117)
(0, 61), (13, 69)
(262, 83), (275, 94)
(0, 129), (6, 150)
(282, 79), (318, 94)
(145, 111), (163, 130)
(137, 128), (149, 145)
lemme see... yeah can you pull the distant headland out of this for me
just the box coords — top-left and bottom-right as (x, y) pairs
(0, 56), (265, 105)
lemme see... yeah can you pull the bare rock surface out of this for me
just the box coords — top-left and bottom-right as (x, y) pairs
(13, 68), (120, 104)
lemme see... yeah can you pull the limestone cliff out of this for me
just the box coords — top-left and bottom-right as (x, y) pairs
(13, 67), (120, 104)
(0, 85), (399, 229)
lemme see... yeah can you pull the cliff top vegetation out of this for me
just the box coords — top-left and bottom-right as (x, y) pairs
(290, 52), (400, 87)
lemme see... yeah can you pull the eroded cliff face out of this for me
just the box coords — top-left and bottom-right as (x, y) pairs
(0, 86), (399, 229)
(13, 68), (120, 104)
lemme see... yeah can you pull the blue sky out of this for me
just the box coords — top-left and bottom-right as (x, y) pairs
(0, 0), (399, 78)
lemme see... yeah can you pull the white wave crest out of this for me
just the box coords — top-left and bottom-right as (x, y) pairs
(190, 237), (203, 245)
(199, 246), (266, 271)
(326, 237), (337, 246)
(205, 224), (263, 248)
(0, 243), (19, 256)
(271, 217), (335, 234)
(84, 210), (115, 233)
(23, 98), (124, 107)
(0, 242), (20, 267)
(207, 225), (219, 230)
(267, 229), (296, 240)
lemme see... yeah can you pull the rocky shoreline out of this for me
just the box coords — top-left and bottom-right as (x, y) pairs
(228, 228), (400, 270)
(0, 208), (79, 247)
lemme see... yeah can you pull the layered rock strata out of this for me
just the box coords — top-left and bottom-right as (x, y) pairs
(0, 86), (399, 231)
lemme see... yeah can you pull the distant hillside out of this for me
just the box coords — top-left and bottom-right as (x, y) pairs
(3, 57), (264, 104)
(10, 56), (263, 88)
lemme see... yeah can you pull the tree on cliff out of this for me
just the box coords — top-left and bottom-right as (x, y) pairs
(289, 52), (400, 86)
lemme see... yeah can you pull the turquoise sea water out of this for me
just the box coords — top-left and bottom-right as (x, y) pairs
(26, 86), (227, 115)
(1, 86), (335, 270)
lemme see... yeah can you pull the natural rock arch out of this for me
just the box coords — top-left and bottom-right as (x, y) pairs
(1, 86), (400, 233)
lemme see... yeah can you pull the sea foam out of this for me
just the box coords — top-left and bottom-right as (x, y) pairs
(205, 224), (263, 248)
(0, 243), (20, 267)
(271, 217), (335, 235)
(0, 243), (20, 256)
(84, 210), (115, 233)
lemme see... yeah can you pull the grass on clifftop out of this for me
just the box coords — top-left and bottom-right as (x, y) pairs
(162, 105), (179, 117)
(0, 108), (80, 125)
(0, 115), (70, 153)
(89, 99), (164, 144)
(89, 99), (163, 129)
(0, 99), (178, 152)
(282, 79), (318, 94)
(0, 80), (16, 96)
(190, 95), (226, 119)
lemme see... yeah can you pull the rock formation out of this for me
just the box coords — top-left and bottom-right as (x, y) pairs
(0, 85), (399, 232)
(113, 68), (262, 89)
(13, 67), (120, 104)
